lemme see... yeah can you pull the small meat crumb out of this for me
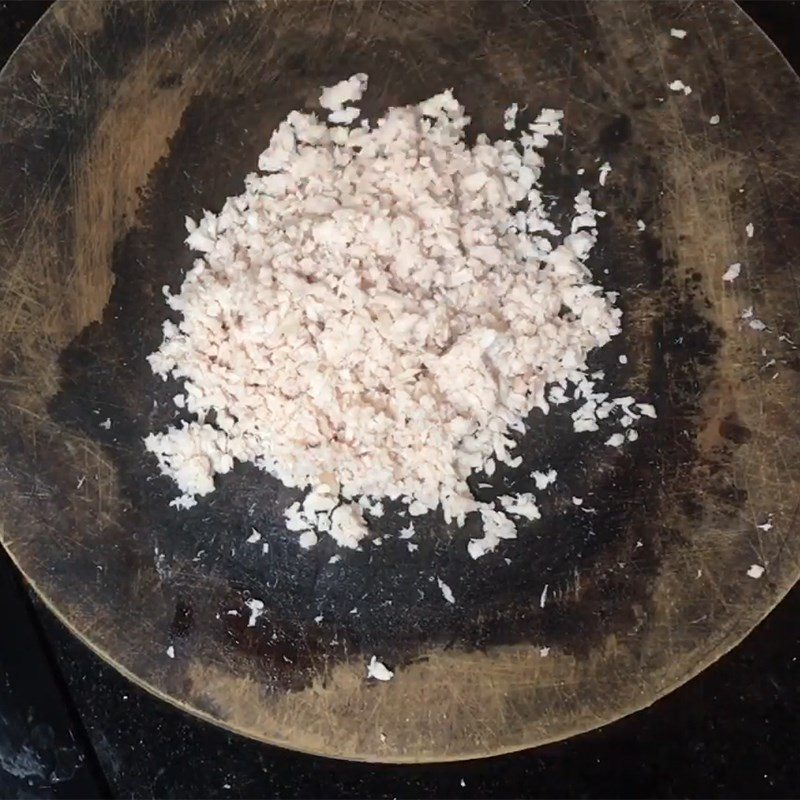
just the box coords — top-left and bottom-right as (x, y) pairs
(668, 79), (692, 95)
(499, 493), (541, 521)
(540, 583), (549, 608)
(399, 522), (416, 539)
(503, 102), (519, 130)
(722, 262), (741, 282)
(319, 73), (368, 113)
(298, 530), (318, 550)
(437, 578), (456, 604)
(531, 469), (557, 490)
(637, 403), (657, 418)
(367, 656), (394, 681)
(329, 504), (369, 548)
(328, 106), (360, 125)
(245, 598), (265, 627)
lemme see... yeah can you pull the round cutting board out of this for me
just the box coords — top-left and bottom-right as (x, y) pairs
(1, 0), (799, 762)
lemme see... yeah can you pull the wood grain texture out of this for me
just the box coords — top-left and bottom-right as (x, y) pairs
(0, 0), (798, 762)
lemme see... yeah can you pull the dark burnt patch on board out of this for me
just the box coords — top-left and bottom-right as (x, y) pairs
(597, 114), (632, 156)
(719, 413), (753, 445)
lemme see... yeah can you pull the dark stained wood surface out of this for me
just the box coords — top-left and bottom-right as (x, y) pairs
(0, 0), (798, 762)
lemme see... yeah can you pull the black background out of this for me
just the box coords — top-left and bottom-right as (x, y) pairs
(1, 2), (799, 798)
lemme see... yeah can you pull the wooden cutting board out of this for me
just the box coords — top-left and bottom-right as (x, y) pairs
(0, 0), (798, 762)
